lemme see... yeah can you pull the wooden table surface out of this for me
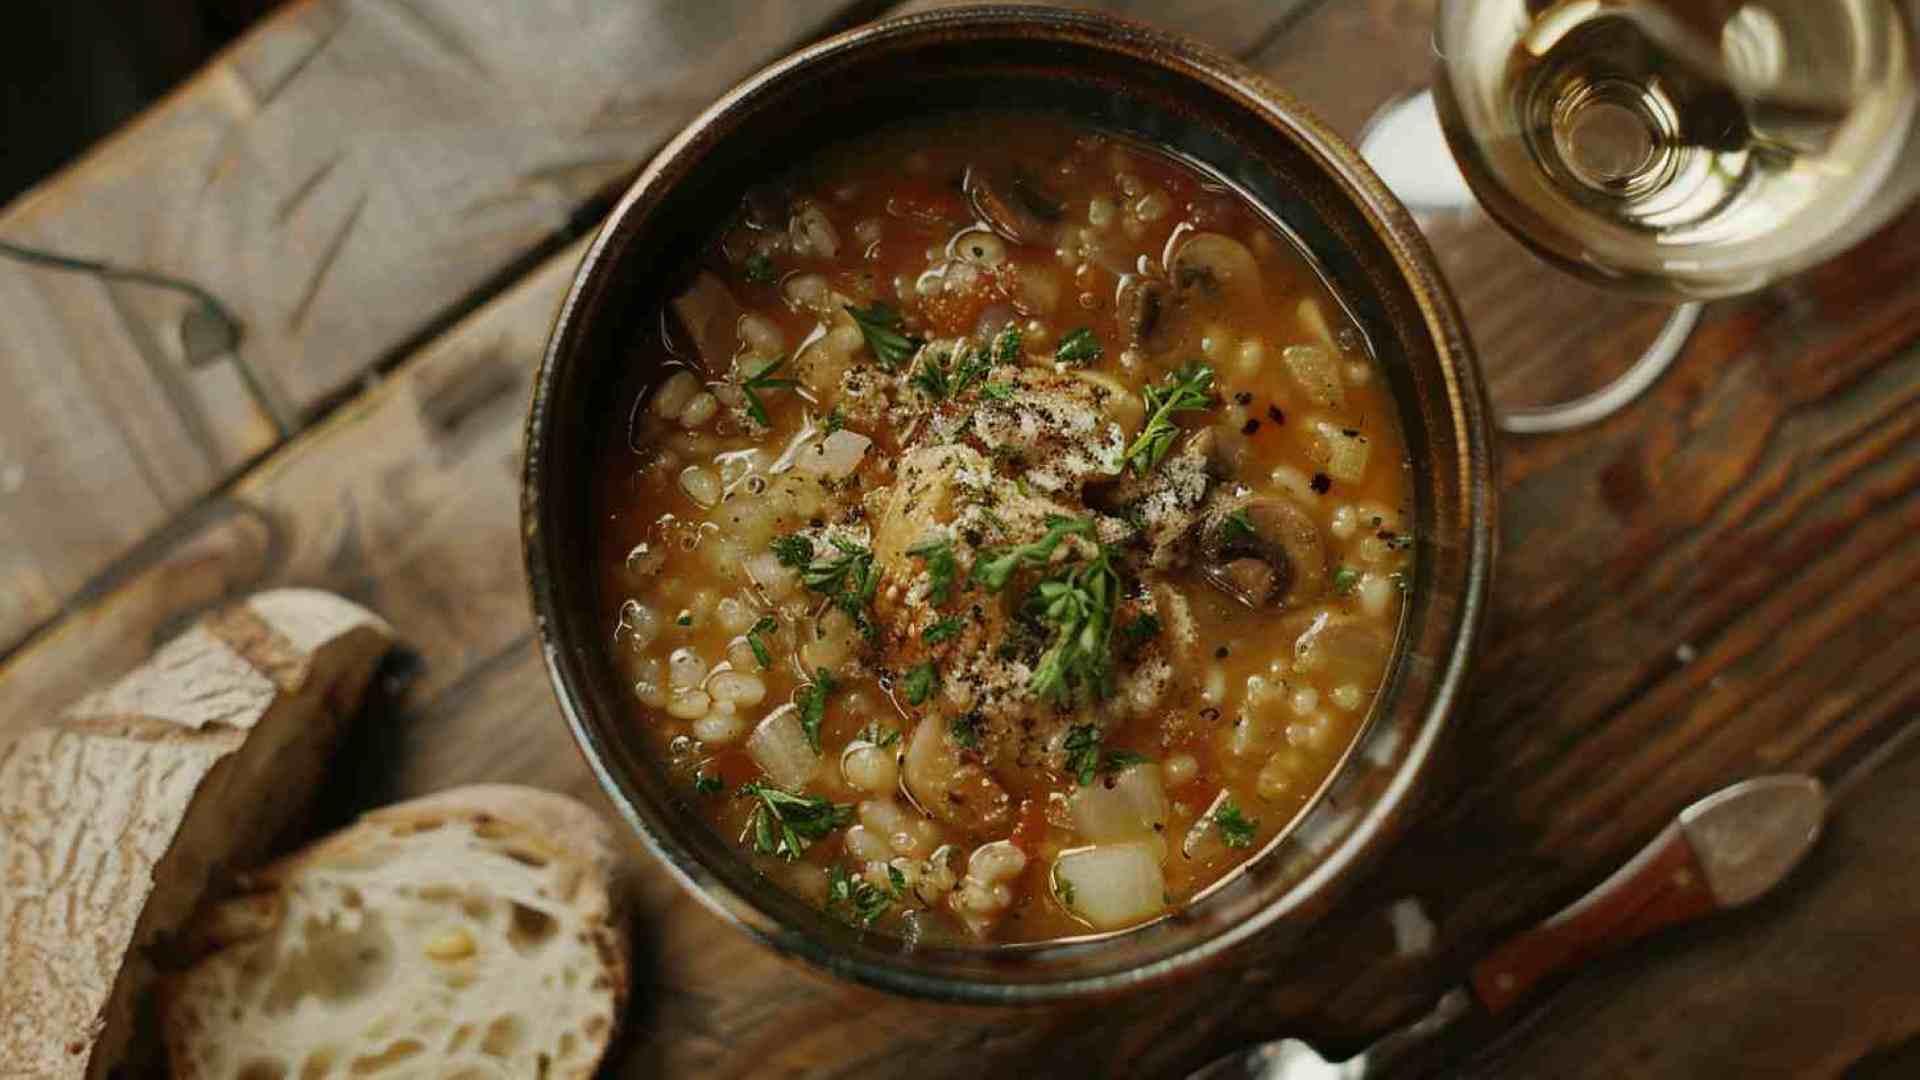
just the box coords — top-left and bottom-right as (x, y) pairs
(3, 2), (1915, 1076)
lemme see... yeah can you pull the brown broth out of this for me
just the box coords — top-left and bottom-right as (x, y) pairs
(592, 115), (1412, 945)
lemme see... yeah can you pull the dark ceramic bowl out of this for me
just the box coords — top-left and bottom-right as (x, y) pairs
(524, 5), (1494, 1003)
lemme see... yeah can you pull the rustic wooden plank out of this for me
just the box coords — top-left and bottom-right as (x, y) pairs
(3, 0), (1916, 1075)
(0, 0), (861, 656)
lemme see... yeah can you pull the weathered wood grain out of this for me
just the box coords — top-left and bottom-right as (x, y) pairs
(2, 0), (1916, 1076)
(0, 0), (863, 656)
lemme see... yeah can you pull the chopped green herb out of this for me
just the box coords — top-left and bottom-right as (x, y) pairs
(910, 346), (991, 403)
(1061, 725), (1151, 786)
(741, 356), (799, 427)
(1116, 613), (1162, 658)
(795, 537), (880, 636)
(827, 863), (903, 926)
(902, 662), (938, 706)
(859, 720), (901, 748)
(992, 324), (1023, 365)
(746, 616), (777, 669)
(740, 781), (853, 861)
(845, 301), (924, 369)
(1124, 363), (1217, 477)
(1055, 873), (1077, 909)
(971, 515), (1093, 592)
(980, 381), (1016, 401)
(907, 538), (960, 605)
(676, 613), (693, 628)
(795, 668), (838, 754)
(823, 405), (845, 434)
(693, 770), (723, 795)
(922, 616), (965, 645)
(1056, 326), (1104, 365)
(1332, 566), (1361, 596)
(949, 712), (982, 749)
(1027, 545), (1123, 706)
(1214, 800), (1259, 849)
(771, 533), (814, 569)
(743, 252), (778, 285)
(1219, 508), (1257, 546)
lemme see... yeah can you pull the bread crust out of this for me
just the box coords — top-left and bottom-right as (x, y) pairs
(0, 590), (392, 1079)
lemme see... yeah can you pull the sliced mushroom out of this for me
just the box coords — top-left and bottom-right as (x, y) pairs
(1115, 275), (1168, 345)
(903, 716), (1012, 834)
(1198, 493), (1329, 609)
(1169, 232), (1263, 308)
(964, 166), (1065, 246)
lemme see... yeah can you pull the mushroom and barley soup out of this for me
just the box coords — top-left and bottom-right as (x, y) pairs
(595, 116), (1412, 944)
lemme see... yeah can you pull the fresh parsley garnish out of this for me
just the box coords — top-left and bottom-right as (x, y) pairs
(1055, 872), (1077, 909)
(795, 668), (837, 753)
(910, 346), (991, 403)
(746, 616), (777, 669)
(845, 302), (924, 369)
(859, 720), (901, 748)
(971, 516), (1093, 592)
(1214, 800), (1259, 848)
(771, 533), (814, 568)
(1060, 725), (1151, 786)
(827, 863), (905, 926)
(1056, 327), (1103, 365)
(950, 712), (982, 749)
(1124, 363), (1216, 477)
(739, 781), (853, 861)
(694, 770), (723, 795)
(795, 537), (880, 637)
(741, 356), (799, 427)
(923, 616), (964, 645)
(902, 662), (938, 707)
(991, 323), (1023, 365)
(675, 613), (693, 628)
(823, 406), (845, 434)
(907, 538), (960, 605)
(1332, 566), (1361, 597)
(1219, 509), (1257, 546)
(1028, 545), (1123, 706)
(980, 381), (1016, 401)
(743, 252), (778, 285)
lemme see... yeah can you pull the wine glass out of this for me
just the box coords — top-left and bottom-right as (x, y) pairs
(1359, 0), (1920, 434)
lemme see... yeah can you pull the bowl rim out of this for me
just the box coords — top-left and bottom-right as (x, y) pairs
(523, 2), (1495, 1003)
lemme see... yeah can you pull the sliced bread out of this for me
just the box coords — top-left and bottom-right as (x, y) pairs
(0, 589), (393, 1078)
(162, 784), (630, 1080)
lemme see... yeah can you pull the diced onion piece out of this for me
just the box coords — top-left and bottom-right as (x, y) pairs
(793, 430), (872, 479)
(1283, 344), (1346, 409)
(1315, 421), (1370, 482)
(1182, 789), (1232, 860)
(1067, 764), (1169, 859)
(1052, 843), (1167, 929)
(670, 273), (743, 366)
(747, 703), (817, 789)
(1297, 297), (1338, 351)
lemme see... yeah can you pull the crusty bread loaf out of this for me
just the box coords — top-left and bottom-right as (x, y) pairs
(0, 589), (393, 1078)
(162, 784), (629, 1080)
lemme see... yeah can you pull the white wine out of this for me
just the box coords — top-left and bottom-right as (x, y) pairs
(1435, 0), (1919, 299)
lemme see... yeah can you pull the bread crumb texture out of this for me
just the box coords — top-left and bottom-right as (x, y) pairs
(162, 785), (628, 1080)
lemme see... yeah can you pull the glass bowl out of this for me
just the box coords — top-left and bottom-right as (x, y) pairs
(522, 4), (1495, 1004)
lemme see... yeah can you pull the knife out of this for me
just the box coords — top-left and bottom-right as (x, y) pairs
(1190, 774), (1827, 1080)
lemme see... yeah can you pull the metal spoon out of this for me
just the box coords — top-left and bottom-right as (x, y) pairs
(1191, 774), (1827, 1079)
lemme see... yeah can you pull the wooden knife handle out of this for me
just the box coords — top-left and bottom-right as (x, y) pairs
(1469, 821), (1716, 1016)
